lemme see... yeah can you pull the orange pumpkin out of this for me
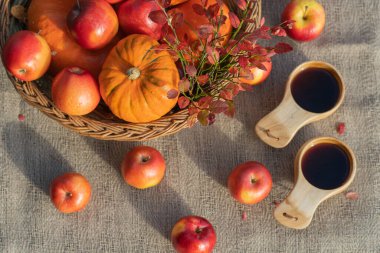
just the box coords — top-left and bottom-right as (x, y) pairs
(168, 0), (232, 46)
(99, 35), (180, 123)
(27, 0), (115, 77)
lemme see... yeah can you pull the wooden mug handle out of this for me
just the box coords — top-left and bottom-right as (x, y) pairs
(274, 181), (324, 229)
(255, 95), (314, 148)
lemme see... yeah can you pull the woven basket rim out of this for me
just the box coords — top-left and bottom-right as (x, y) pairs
(0, 0), (261, 141)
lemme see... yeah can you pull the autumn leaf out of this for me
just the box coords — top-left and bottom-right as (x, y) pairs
(198, 96), (213, 109)
(229, 12), (240, 29)
(185, 65), (197, 77)
(171, 12), (184, 28)
(167, 89), (179, 99)
(235, 0), (247, 10)
(210, 100), (228, 113)
(192, 4), (205, 15)
(178, 96), (190, 109)
(197, 74), (209, 85)
(179, 78), (190, 92)
(197, 110), (210, 126)
(274, 42), (293, 54)
(220, 89), (233, 100)
(149, 10), (167, 25)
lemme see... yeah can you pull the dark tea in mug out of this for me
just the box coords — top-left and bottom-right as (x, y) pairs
(291, 68), (340, 113)
(301, 143), (350, 190)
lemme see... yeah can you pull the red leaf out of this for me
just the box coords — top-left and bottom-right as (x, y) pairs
(188, 106), (200, 115)
(178, 96), (190, 109)
(241, 211), (247, 220)
(238, 56), (249, 68)
(206, 46), (219, 65)
(256, 62), (268, 71)
(179, 78), (190, 92)
(172, 12), (184, 28)
(229, 12), (240, 29)
(337, 122), (345, 135)
(192, 4), (205, 15)
(345, 191), (359, 200)
(220, 90), (233, 100)
(238, 40), (254, 51)
(207, 113), (216, 125)
(149, 10), (167, 25)
(274, 42), (293, 54)
(197, 74), (209, 85)
(260, 17), (265, 27)
(185, 65), (197, 77)
(197, 110), (210, 126)
(207, 3), (220, 18)
(167, 89), (179, 99)
(271, 26), (287, 37)
(239, 83), (254, 92)
(235, 0), (247, 10)
(198, 96), (213, 109)
(210, 100), (228, 113)
(224, 101), (235, 117)
(229, 67), (239, 75)
(198, 24), (213, 38)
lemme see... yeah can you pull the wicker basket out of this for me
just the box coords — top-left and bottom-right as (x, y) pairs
(0, 0), (261, 141)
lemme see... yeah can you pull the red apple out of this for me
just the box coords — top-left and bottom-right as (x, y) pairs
(121, 146), (166, 189)
(171, 216), (216, 253)
(2, 30), (51, 81)
(50, 172), (92, 213)
(51, 67), (100, 116)
(117, 0), (163, 40)
(281, 0), (325, 42)
(228, 161), (272, 205)
(238, 61), (272, 86)
(67, 0), (118, 50)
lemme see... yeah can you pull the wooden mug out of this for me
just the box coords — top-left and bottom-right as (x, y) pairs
(274, 137), (356, 229)
(255, 61), (345, 148)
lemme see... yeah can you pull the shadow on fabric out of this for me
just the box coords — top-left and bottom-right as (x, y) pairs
(84, 137), (192, 240)
(3, 122), (73, 195)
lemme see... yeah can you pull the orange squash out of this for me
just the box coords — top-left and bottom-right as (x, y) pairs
(168, 0), (232, 46)
(27, 0), (114, 77)
(99, 35), (180, 123)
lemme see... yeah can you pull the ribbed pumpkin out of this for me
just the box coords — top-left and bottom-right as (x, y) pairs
(27, 0), (115, 76)
(99, 35), (180, 123)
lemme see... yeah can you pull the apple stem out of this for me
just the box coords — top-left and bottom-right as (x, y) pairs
(66, 192), (73, 198)
(251, 177), (257, 184)
(303, 6), (309, 20)
(195, 227), (202, 234)
(76, 0), (80, 9)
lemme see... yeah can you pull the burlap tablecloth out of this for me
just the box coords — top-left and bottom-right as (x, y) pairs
(1, 0), (379, 252)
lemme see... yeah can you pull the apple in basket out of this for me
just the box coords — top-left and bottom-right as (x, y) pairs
(281, 0), (326, 42)
(67, 0), (118, 50)
(171, 216), (216, 253)
(50, 173), (92, 213)
(121, 146), (166, 189)
(238, 60), (273, 86)
(228, 161), (272, 205)
(51, 67), (100, 116)
(2, 30), (51, 81)
(117, 0), (164, 40)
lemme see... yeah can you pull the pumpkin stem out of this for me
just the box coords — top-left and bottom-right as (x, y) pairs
(126, 67), (141, 80)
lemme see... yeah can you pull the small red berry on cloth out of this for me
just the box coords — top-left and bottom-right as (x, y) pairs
(336, 122), (345, 135)
(241, 211), (247, 221)
(345, 191), (359, 200)
(18, 114), (25, 121)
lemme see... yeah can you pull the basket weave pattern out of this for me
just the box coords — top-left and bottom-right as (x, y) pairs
(0, 0), (261, 141)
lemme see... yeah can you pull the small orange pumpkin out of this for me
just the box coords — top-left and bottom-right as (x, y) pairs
(27, 0), (115, 77)
(99, 34), (180, 123)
